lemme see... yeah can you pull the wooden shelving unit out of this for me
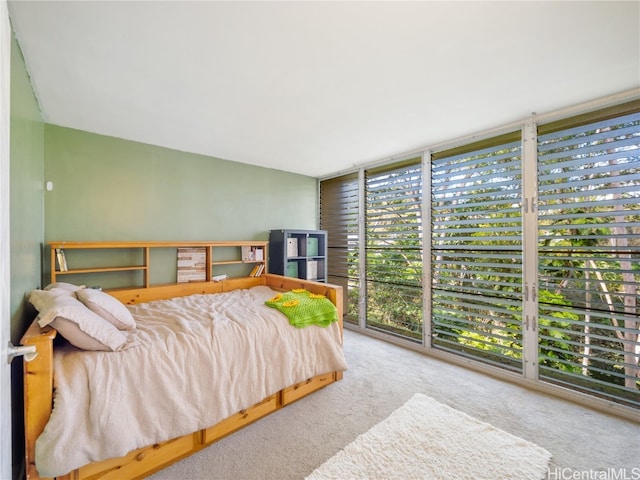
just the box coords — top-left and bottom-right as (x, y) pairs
(49, 241), (268, 288)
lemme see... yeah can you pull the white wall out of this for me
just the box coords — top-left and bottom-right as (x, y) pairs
(1, 1), (13, 478)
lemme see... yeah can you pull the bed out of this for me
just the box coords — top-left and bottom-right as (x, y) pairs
(21, 273), (346, 480)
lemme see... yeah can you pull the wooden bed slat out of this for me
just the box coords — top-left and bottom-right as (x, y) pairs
(21, 322), (57, 480)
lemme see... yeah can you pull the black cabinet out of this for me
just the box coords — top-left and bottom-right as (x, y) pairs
(268, 229), (327, 282)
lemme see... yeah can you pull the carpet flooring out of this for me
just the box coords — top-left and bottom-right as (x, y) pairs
(306, 393), (551, 480)
(148, 328), (639, 480)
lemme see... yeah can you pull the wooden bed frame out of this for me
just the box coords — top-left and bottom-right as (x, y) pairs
(21, 273), (344, 480)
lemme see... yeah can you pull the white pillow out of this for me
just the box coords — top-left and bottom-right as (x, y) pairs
(47, 318), (123, 351)
(29, 288), (72, 312)
(75, 289), (136, 331)
(29, 290), (134, 351)
(43, 282), (84, 293)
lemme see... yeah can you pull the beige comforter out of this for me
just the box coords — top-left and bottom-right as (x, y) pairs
(35, 286), (347, 477)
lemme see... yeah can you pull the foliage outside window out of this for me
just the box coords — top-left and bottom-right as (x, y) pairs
(320, 101), (639, 408)
(365, 161), (423, 339)
(537, 110), (639, 405)
(431, 136), (523, 371)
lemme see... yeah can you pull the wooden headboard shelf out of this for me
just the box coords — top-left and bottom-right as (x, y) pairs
(48, 240), (268, 288)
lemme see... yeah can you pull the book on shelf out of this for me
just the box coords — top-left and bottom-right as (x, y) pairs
(249, 264), (265, 277)
(249, 264), (261, 277)
(177, 247), (207, 283)
(55, 248), (68, 272)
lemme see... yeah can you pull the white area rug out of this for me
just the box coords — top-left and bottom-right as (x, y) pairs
(307, 393), (552, 480)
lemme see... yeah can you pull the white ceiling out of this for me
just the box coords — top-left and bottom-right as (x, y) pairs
(7, 1), (640, 178)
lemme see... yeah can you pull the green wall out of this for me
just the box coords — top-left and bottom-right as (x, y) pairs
(9, 30), (44, 480)
(43, 125), (319, 284)
(9, 33), (43, 342)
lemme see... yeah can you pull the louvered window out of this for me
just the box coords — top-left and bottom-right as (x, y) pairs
(365, 160), (423, 340)
(318, 97), (640, 410)
(320, 174), (360, 325)
(537, 107), (640, 407)
(431, 135), (523, 371)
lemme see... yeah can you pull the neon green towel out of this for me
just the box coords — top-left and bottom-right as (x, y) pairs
(265, 289), (338, 328)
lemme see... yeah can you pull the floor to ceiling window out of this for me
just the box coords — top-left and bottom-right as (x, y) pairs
(364, 160), (423, 340)
(430, 134), (524, 372)
(537, 106), (640, 407)
(320, 173), (360, 325)
(320, 96), (639, 410)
